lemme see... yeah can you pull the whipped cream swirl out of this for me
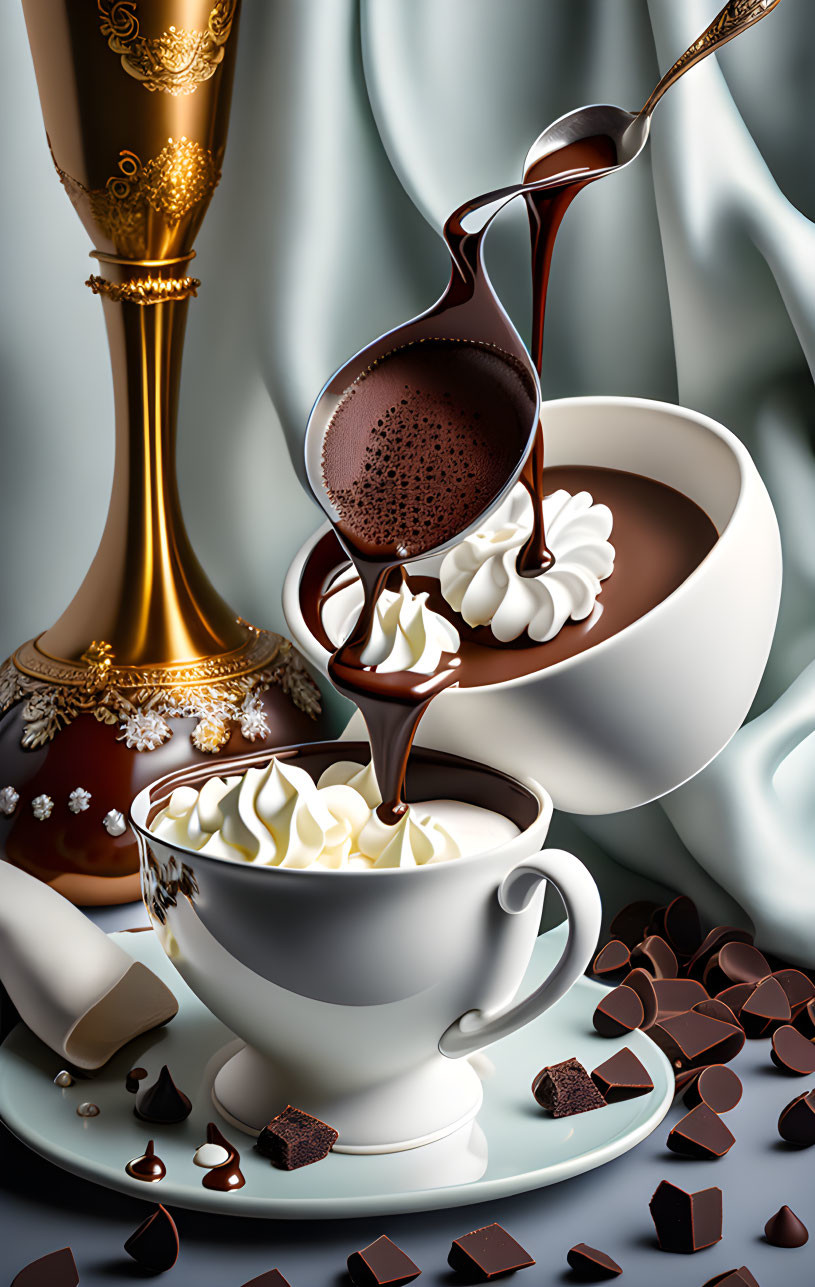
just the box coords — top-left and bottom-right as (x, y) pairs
(440, 484), (615, 643)
(150, 757), (478, 870)
(322, 578), (459, 674)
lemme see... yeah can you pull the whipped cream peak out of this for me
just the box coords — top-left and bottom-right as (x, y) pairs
(321, 577), (459, 674)
(440, 484), (615, 643)
(150, 757), (516, 870)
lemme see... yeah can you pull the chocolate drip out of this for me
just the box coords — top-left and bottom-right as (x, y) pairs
(201, 1122), (245, 1191)
(125, 1138), (166, 1183)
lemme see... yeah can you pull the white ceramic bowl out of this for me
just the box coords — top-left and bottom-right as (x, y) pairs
(284, 396), (782, 815)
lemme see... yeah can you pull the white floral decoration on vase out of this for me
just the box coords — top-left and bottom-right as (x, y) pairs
(32, 794), (54, 821)
(103, 809), (127, 837)
(68, 787), (92, 814)
(239, 694), (269, 743)
(119, 708), (172, 752)
(0, 786), (19, 816)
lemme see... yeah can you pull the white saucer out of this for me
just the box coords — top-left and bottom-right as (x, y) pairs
(0, 927), (673, 1219)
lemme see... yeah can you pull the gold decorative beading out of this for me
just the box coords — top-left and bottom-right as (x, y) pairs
(86, 274), (201, 304)
(98, 0), (238, 95)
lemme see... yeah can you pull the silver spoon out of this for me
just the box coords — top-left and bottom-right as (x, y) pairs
(525, 0), (781, 178)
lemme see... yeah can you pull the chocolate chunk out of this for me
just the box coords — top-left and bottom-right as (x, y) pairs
(702, 989), (750, 1023)
(695, 993), (741, 1024)
(649, 1180), (722, 1253)
(630, 935), (678, 979)
(621, 968), (659, 1028)
(124, 1203), (179, 1272)
(666, 1103), (735, 1159)
(717, 941), (770, 984)
(532, 1057), (607, 1117)
(650, 1010), (744, 1072)
(770, 1025), (815, 1075)
(740, 976), (790, 1036)
(609, 901), (660, 949)
(593, 985), (644, 1037)
(772, 969), (815, 1016)
(701, 1270), (759, 1287)
(662, 896), (702, 957)
(793, 997), (815, 1038)
(778, 1089), (815, 1145)
(135, 1065), (192, 1124)
(683, 1065), (742, 1113)
(448, 1223), (534, 1280)
(764, 1204), (809, 1248)
(673, 1067), (701, 1097)
(10, 1248), (78, 1287)
(591, 941), (631, 979)
(653, 978), (709, 1020)
(566, 1243), (622, 1279)
(126, 1066), (148, 1093)
(240, 1273), (292, 1287)
(256, 1104), (338, 1169)
(686, 927), (753, 981)
(347, 1235), (421, 1286)
(591, 1048), (654, 1102)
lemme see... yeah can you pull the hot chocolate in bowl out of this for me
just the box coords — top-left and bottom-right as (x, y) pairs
(284, 396), (782, 815)
(131, 741), (600, 1152)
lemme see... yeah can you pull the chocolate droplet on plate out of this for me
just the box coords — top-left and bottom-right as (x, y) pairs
(53, 1070), (73, 1088)
(125, 1065), (148, 1093)
(347, 1234), (421, 1286)
(10, 1247), (78, 1287)
(666, 1103), (736, 1160)
(76, 1102), (99, 1117)
(126, 1138), (166, 1182)
(531, 1056), (607, 1117)
(778, 1089), (815, 1146)
(591, 940), (630, 978)
(592, 985), (644, 1038)
(649, 1179), (722, 1253)
(764, 1204), (809, 1248)
(770, 1024), (815, 1075)
(135, 1064), (191, 1124)
(448, 1223), (535, 1280)
(201, 1122), (245, 1191)
(591, 1048), (653, 1102)
(566, 1242), (622, 1280)
(193, 1140), (231, 1169)
(683, 1065), (742, 1114)
(257, 1104), (338, 1170)
(124, 1203), (179, 1272)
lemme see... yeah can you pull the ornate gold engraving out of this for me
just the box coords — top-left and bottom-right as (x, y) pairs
(646, 0), (779, 114)
(86, 274), (200, 304)
(2, 633), (320, 753)
(98, 0), (238, 95)
(51, 139), (220, 259)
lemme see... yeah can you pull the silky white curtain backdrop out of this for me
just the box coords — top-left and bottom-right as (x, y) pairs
(0, 1), (813, 956)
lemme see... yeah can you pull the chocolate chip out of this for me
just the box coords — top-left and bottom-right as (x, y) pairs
(256, 1104), (338, 1170)
(667, 1103), (735, 1159)
(592, 985), (644, 1038)
(740, 976), (791, 1036)
(778, 1089), (815, 1146)
(772, 968), (815, 1016)
(124, 1203), (179, 1272)
(661, 896), (702, 957)
(240, 1273), (292, 1287)
(701, 1270), (759, 1287)
(630, 935), (679, 979)
(770, 1025), (815, 1075)
(566, 1243), (622, 1279)
(448, 1224), (534, 1280)
(591, 1048), (654, 1102)
(717, 941), (770, 984)
(10, 1248), (78, 1287)
(649, 1179), (722, 1253)
(653, 978), (709, 1020)
(347, 1235), (421, 1286)
(650, 1010), (745, 1072)
(682, 1065), (742, 1113)
(621, 968), (659, 1028)
(764, 1204), (809, 1248)
(125, 1066), (148, 1094)
(135, 1065), (192, 1124)
(609, 901), (661, 949)
(591, 941), (631, 979)
(686, 927), (753, 981)
(532, 1057), (607, 1117)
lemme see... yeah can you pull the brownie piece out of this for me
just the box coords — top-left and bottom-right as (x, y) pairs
(532, 1057), (607, 1117)
(256, 1104), (338, 1170)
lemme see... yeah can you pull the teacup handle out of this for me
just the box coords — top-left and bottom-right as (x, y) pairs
(439, 849), (601, 1058)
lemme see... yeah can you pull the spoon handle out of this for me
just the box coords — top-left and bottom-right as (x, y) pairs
(641, 0), (781, 117)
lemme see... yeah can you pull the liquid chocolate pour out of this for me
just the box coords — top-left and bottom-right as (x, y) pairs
(518, 134), (619, 576)
(320, 144), (611, 824)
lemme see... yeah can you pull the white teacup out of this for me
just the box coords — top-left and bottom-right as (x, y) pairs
(284, 395), (782, 814)
(131, 742), (600, 1153)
